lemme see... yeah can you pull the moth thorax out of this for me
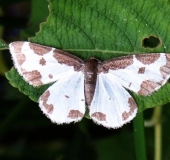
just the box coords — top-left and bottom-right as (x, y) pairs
(84, 58), (98, 107)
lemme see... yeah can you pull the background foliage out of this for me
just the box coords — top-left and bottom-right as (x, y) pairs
(1, 0), (170, 159)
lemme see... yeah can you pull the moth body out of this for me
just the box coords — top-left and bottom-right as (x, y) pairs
(84, 58), (98, 107)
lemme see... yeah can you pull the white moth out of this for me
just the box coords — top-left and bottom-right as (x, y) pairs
(9, 41), (170, 128)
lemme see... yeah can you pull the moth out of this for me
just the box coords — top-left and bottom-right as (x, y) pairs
(9, 41), (170, 128)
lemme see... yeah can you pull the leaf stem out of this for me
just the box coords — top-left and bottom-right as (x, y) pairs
(144, 106), (162, 160)
(153, 106), (162, 160)
(133, 112), (147, 160)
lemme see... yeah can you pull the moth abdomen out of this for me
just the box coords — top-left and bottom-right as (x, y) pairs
(84, 58), (98, 107)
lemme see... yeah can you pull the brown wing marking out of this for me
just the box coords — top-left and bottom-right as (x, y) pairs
(22, 69), (43, 86)
(91, 112), (106, 121)
(53, 49), (84, 71)
(135, 54), (160, 65)
(160, 54), (170, 79)
(40, 90), (54, 114)
(98, 55), (133, 73)
(67, 110), (84, 119)
(29, 43), (52, 55)
(39, 57), (46, 66)
(11, 42), (26, 65)
(138, 67), (146, 74)
(138, 80), (160, 96)
(122, 98), (137, 121)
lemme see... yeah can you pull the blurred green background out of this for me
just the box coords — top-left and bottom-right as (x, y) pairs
(1, 0), (170, 160)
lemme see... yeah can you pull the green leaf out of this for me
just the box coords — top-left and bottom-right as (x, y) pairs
(133, 83), (170, 112)
(6, 0), (170, 112)
(0, 39), (8, 74)
(5, 68), (50, 102)
(0, 39), (8, 50)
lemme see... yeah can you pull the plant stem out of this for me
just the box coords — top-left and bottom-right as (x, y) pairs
(133, 112), (147, 160)
(153, 106), (162, 160)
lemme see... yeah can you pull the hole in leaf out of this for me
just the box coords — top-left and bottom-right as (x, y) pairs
(142, 36), (161, 48)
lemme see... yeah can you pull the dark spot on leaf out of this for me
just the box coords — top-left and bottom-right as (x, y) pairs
(142, 36), (161, 48)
